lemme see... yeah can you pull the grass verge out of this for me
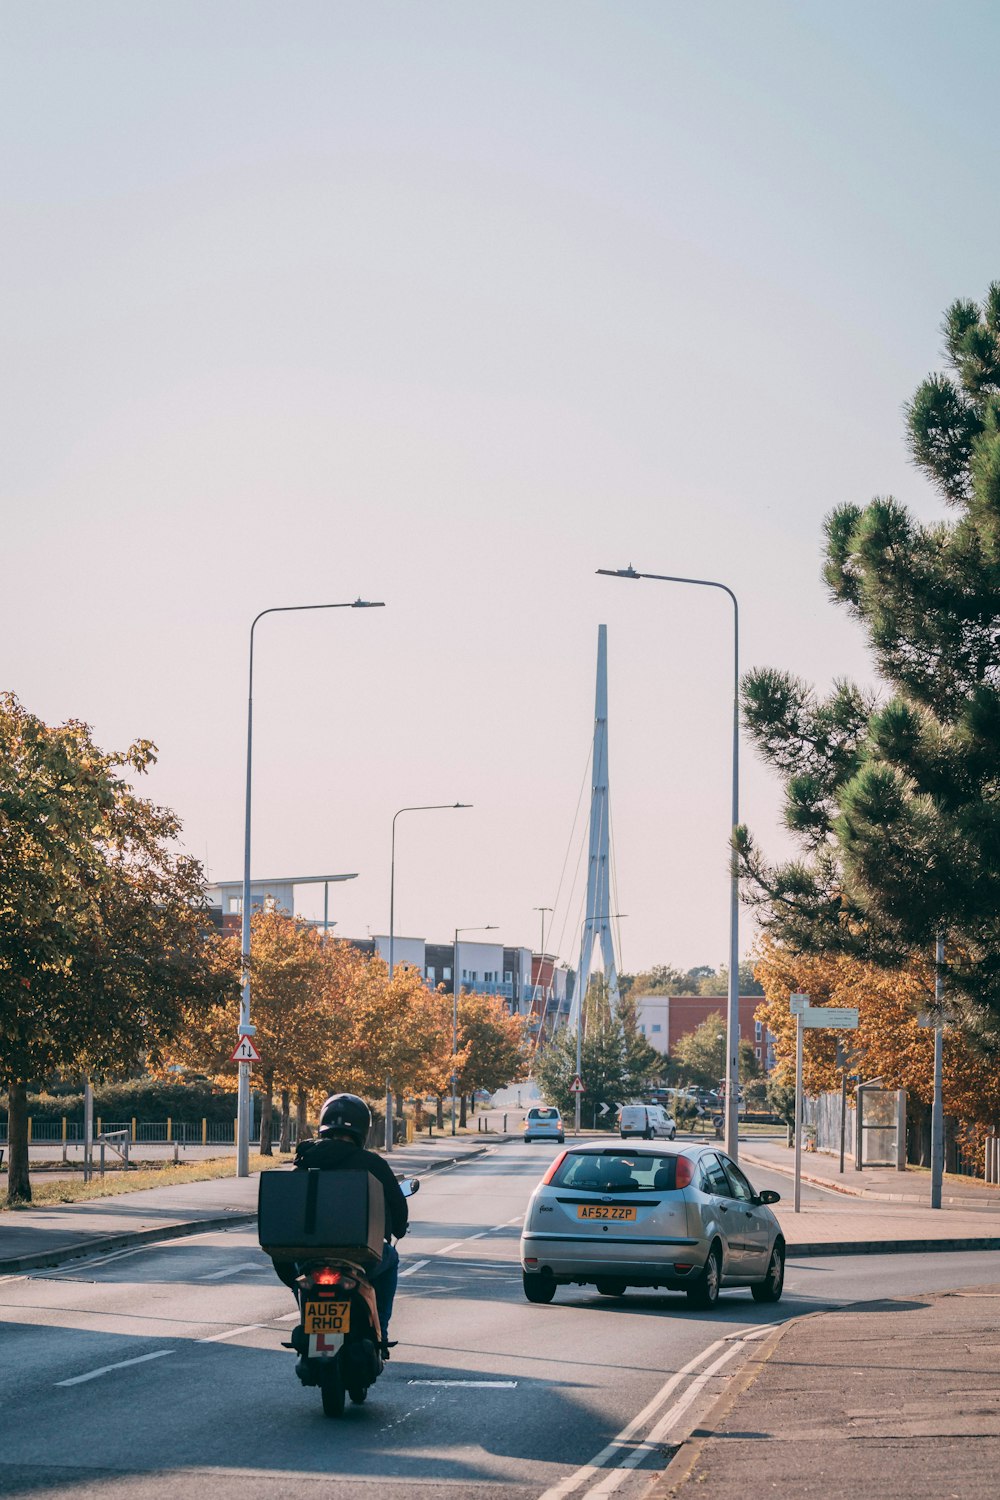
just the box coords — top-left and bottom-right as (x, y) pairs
(3, 1152), (287, 1210)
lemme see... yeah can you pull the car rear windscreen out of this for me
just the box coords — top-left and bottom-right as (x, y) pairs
(530, 1108), (559, 1119)
(548, 1151), (681, 1193)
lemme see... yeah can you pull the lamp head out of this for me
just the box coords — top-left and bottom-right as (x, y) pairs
(351, 599), (386, 608)
(596, 565), (640, 579)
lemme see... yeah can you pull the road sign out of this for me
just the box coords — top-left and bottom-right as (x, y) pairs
(231, 1035), (261, 1063)
(790, 993), (811, 1014)
(801, 1007), (859, 1029)
(598, 1102), (611, 1118)
(569, 1075), (585, 1094)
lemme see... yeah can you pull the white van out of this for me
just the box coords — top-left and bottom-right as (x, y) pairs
(619, 1103), (677, 1141)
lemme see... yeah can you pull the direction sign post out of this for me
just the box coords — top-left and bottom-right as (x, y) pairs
(793, 1000), (806, 1213)
(790, 997), (860, 1210)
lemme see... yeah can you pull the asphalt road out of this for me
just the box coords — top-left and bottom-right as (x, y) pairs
(3, 1140), (1000, 1500)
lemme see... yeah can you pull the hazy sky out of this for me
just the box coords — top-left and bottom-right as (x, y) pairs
(5, 2), (1000, 975)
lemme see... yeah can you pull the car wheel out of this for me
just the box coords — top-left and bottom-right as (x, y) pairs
(669, 1127), (676, 1140)
(523, 1271), (557, 1304)
(557, 1135), (565, 1144)
(595, 1278), (627, 1297)
(751, 1241), (785, 1304)
(524, 1136), (531, 1144)
(686, 1243), (722, 1311)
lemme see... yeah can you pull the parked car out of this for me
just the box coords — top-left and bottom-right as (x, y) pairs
(520, 1142), (784, 1308)
(619, 1103), (676, 1140)
(523, 1105), (565, 1144)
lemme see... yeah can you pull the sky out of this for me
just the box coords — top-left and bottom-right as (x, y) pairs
(5, 2), (1000, 977)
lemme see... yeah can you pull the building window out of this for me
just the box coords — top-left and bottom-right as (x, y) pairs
(504, 971), (512, 983)
(443, 967), (452, 981)
(755, 1020), (763, 1041)
(426, 966), (436, 983)
(229, 897), (242, 914)
(651, 1023), (662, 1033)
(638, 1024), (646, 1033)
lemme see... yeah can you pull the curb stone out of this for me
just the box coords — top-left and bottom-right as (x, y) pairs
(0, 1144), (490, 1277)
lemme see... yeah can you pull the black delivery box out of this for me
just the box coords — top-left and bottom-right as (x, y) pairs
(258, 1169), (385, 1265)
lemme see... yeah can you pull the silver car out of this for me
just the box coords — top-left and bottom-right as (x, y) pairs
(523, 1105), (565, 1144)
(520, 1142), (784, 1309)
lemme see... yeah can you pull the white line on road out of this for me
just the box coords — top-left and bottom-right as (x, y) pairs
(56, 1349), (175, 1387)
(196, 1262), (265, 1281)
(409, 1379), (518, 1388)
(399, 1259), (430, 1278)
(436, 1241), (466, 1255)
(578, 1342), (744, 1497)
(533, 1338), (729, 1500)
(198, 1322), (267, 1343)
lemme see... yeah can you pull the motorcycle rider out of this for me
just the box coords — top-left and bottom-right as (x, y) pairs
(274, 1093), (408, 1354)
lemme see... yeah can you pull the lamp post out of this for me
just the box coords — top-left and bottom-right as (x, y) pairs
(452, 924), (497, 1135)
(598, 562), (742, 1162)
(237, 597), (384, 1178)
(389, 804), (471, 978)
(532, 905), (553, 1022)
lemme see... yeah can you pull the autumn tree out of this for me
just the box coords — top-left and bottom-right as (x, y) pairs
(671, 1015), (761, 1092)
(738, 284), (1000, 1026)
(0, 696), (232, 1203)
(456, 990), (528, 1126)
(754, 940), (1000, 1158)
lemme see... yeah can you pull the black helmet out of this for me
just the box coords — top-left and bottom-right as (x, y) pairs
(318, 1093), (372, 1146)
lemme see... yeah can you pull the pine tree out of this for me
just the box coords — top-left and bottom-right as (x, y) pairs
(738, 284), (1000, 1021)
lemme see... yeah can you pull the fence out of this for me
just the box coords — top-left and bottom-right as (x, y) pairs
(0, 1117), (297, 1147)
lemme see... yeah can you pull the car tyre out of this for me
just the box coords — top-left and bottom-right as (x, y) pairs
(523, 1271), (557, 1304)
(557, 1135), (565, 1144)
(750, 1241), (785, 1304)
(669, 1126), (677, 1140)
(686, 1244), (722, 1311)
(524, 1136), (531, 1144)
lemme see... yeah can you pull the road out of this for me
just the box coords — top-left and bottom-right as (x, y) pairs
(3, 1139), (1000, 1500)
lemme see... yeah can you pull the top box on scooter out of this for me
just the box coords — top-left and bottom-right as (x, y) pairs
(258, 1169), (385, 1265)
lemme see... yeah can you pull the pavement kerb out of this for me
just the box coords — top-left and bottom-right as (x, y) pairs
(739, 1147), (867, 1199)
(0, 1142), (491, 1277)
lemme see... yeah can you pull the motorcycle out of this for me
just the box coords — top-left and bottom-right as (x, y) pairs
(291, 1177), (419, 1417)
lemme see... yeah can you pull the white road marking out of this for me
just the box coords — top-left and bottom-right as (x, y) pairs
(579, 1342), (744, 1496)
(436, 1241), (466, 1255)
(196, 1262), (265, 1281)
(276, 1311), (301, 1321)
(533, 1338), (729, 1500)
(56, 1349), (175, 1387)
(409, 1379), (517, 1388)
(399, 1259), (430, 1278)
(198, 1322), (266, 1344)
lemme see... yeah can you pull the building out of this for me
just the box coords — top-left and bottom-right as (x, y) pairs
(206, 873), (358, 935)
(633, 993), (775, 1071)
(528, 953), (574, 1033)
(350, 935), (568, 1017)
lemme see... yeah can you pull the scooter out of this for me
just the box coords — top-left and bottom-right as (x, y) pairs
(292, 1177), (419, 1417)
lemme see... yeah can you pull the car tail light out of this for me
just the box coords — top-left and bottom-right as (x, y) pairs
(673, 1262), (693, 1274)
(675, 1156), (694, 1189)
(541, 1150), (567, 1185)
(524, 1257), (538, 1267)
(312, 1267), (341, 1286)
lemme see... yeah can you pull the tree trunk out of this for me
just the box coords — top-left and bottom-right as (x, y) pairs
(259, 1069), (274, 1156)
(279, 1088), (291, 1152)
(459, 1092), (468, 1129)
(436, 1094), (444, 1129)
(296, 1086), (309, 1142)
(5, 1079), (31, 1205)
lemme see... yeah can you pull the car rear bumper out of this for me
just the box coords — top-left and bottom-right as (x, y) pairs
(521, 1232), (703, 1282)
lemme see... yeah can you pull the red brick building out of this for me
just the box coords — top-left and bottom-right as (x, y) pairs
(633, 993), (773, 1070)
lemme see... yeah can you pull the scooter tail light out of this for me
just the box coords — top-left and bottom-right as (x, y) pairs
(312, 1267), (341, 1285)
(675, 1156), (694, 1189)
(541, 1150), (567, 1185)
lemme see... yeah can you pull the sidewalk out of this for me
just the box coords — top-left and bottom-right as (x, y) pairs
(742, 1135), (1000, 1212)
(739, 1139), (1000, 1255)
(0, 1136), (492, 1275)
(659, 1285), (1000, 1499)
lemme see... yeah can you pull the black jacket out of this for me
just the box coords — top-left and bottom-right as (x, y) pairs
(293, 1137), (408, 1241)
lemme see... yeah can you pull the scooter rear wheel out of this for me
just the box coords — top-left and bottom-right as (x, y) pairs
(320, 1365), (346, 1417)
(348, 1384), (368, 1405)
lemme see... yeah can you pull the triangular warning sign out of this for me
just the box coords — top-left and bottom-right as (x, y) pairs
(569, 1074), (585, 1093)
(231, 1034), (261, 1063)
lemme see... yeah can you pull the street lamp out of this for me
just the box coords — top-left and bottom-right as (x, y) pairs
(531, 905), (553, 1021)
(237, 598), (384, 1178)
(389, 804), (471, 978)
(597, 562), (742, 1162)
(452, 924), (498, 1135)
